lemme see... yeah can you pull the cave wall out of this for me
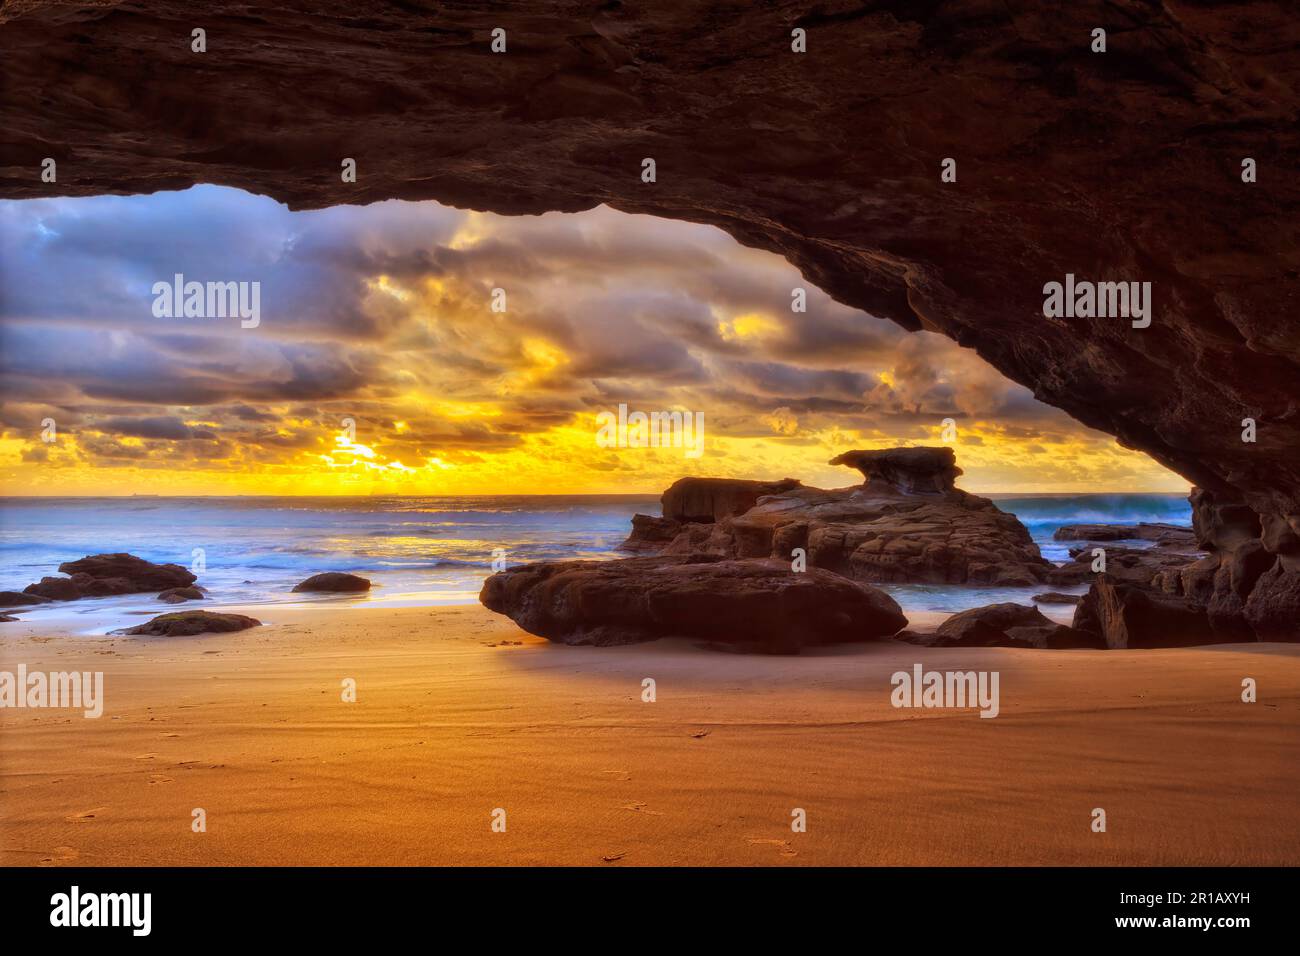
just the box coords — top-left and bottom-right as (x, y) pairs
(2, 2), (1298, 528)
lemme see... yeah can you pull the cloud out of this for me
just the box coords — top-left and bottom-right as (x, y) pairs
(0, 186), (1185, 494)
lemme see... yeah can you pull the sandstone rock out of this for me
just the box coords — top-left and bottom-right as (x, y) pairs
(715, 483), (1052, 587)
(119, 611), (261, 636)
(660, 477), (800, 524)
(897, 603), (1103, 649)
(828, 447), (960, 494)
(1032, 592), (1083, 605)
(1190, 488), (1262, 552)
(291, 572), (371, 593)
(158, 586), (205, 603)
(0, 614), (18, 623)
(628, 449), (1053, 587)
(619, 514), (682, 552)
(1071, 577), (1226, 649)
(1243, 559), (1300, 641)
(1053, 524), (1141, 542)
(1052, 523), (1196, 547)
(0, 590), (50, 607)
(479, 554), (907, 653)
(24, 576), (82, 601)
(59, 553), (197, 591)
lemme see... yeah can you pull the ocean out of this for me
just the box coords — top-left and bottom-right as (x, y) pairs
(0, 492), (1193, 632)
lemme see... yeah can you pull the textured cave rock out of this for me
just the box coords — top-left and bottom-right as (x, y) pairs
(2, 2), (1298, 627)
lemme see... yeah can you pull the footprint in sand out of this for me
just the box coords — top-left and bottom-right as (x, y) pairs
(621, 801), (661, 815)
(601, 770), (631, 781)
(148, 773), (174, 785)
(65, 807), (108, 824)
(39, 846), (79, 866)
(747, 838), (797, 858)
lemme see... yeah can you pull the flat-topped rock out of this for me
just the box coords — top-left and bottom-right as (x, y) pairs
(661, 477), (801, 524)
(1053, 522), (1196, 548)
(829, 447), (960, 495)
(158, 586), (205, 604)
(118, 610), (261, 636)
(480, 554), (907, 653)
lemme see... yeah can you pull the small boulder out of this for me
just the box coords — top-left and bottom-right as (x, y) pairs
(292, 572), (371, 593)
(158, 586), (205, 604)
(1032, 592), (1083, 605)
(119, 611), (261, 636)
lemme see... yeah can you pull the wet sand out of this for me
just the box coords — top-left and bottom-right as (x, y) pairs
(2, 604), (1298, 866)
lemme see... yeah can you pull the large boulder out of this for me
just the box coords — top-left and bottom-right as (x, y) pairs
(59, 553), (196, 591)
(1071, 577), (1228, 649)
(479, 554), (907, 653)
(118, 610), (261, 636)
(292, 572), (371, 593)
(897, 603), (1103, 649)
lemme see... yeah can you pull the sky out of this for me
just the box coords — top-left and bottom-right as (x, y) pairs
(0, 185), (1189, 496)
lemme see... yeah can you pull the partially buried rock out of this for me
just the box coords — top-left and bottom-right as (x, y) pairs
(292, 572), (371, 593)
(119, 611), (261, 636)
(480, 554), (907, 653)
(158, 586), (205, 604)
(0, 590), (51, 607)
(896, 603), (1103, 649)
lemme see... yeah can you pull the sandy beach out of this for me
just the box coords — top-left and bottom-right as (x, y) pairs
(2, 603), (1298, 867)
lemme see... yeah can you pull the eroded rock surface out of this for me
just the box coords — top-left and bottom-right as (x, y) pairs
(2, 1), (1296, 532)
(22, 553), (196, 601)
(629, 449), (1054, 586)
